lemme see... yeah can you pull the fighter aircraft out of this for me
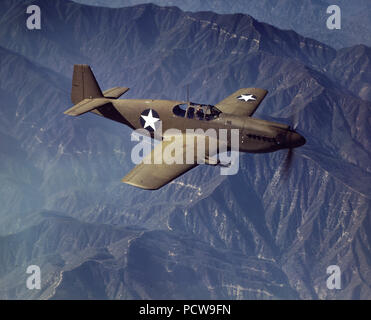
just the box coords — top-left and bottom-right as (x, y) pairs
(64, 65), (306, 190)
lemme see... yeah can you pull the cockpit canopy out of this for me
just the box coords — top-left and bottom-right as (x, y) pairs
(173, 103), (221, 121)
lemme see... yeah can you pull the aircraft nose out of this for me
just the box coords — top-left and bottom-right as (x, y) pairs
(288, 131), (306, 148)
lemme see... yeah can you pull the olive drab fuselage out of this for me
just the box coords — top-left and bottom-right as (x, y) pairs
(91, 99), (305, 153)
(65, 64), (306, 190)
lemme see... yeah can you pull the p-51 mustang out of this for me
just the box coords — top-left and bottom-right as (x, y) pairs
(64, 65), (305, 190)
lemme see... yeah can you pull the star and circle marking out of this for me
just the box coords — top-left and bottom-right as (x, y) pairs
(140, 109), (160, 131)
(237, 94), (257, 102)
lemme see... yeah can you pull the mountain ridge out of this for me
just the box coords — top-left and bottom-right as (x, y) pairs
(72, 0), (371, 49)
(0, 0), (370, 299)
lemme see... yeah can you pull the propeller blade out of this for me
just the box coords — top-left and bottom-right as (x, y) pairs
(291, 109), (299, 130)
(282, 148), (294, 177)
(282, 107), (301, 177)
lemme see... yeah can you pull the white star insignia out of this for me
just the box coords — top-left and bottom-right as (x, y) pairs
(237, 94), (257, 102)
(141, 109), (160, 130)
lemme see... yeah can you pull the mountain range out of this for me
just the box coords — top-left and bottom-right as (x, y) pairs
(72, 0), (371, 49)
(0, 0), (370, 299)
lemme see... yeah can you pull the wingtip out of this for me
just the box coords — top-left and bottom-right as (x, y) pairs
(121, 177), (161, 190)
(63, 109), (78, 116)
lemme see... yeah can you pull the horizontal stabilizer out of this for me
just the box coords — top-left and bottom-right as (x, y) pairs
(103, 87), (130, 99)
(64, 98), (110, 116)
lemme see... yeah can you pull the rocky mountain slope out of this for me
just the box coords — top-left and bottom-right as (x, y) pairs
(72, 0), (371, 49)
(0, 0), (370, 299)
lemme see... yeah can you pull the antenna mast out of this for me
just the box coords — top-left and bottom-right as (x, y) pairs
(187, 84), (190, 106)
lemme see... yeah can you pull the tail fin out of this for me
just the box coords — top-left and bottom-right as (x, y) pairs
(71, 65), (103, 104)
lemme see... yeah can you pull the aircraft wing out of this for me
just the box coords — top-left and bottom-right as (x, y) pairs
(215, 88), (268, 117)
(122, 134), (199, 190)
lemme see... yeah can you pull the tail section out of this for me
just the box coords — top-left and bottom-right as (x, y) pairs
(71, 64), (103, 104)
(64, 98), (110, 116)
(66, 64), (130, 117)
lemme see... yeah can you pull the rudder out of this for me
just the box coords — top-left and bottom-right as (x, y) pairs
(71, 65), (103, 104)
